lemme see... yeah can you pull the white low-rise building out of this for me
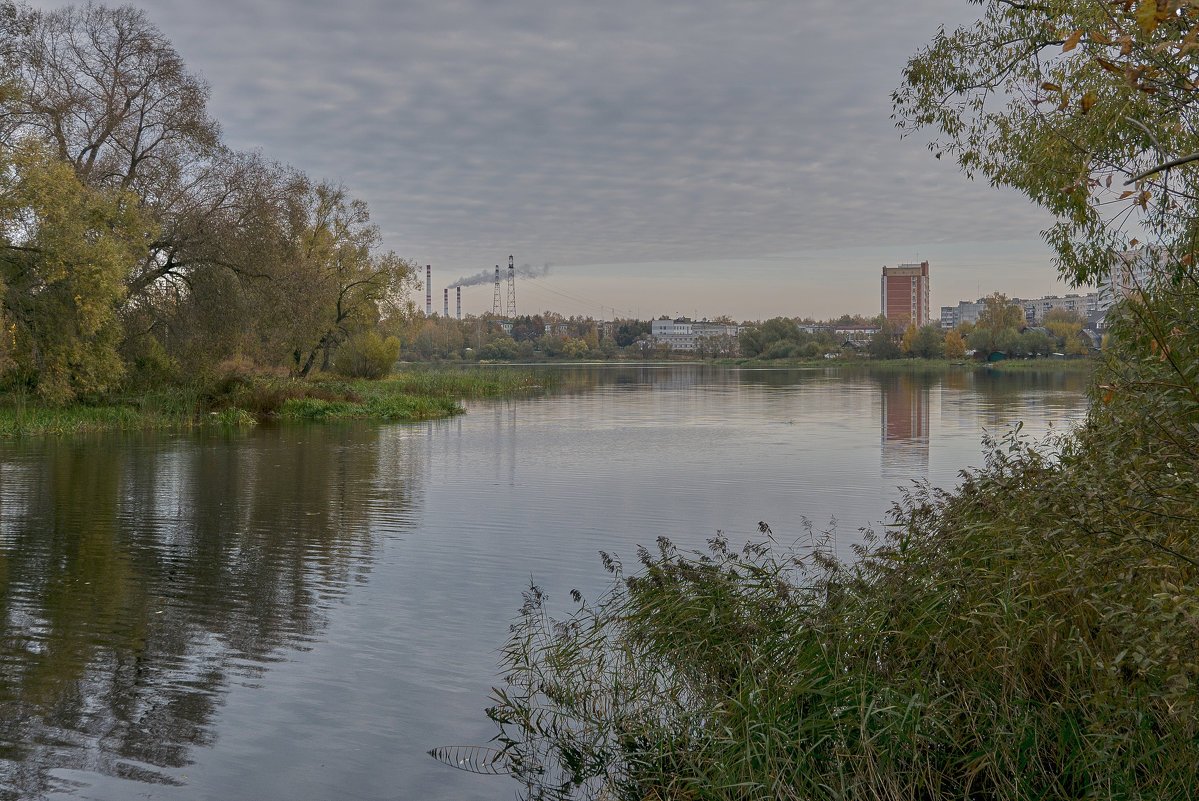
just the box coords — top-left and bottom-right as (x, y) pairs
(651, 318), (742, 351)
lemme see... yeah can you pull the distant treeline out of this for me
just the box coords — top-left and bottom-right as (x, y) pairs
(740, 296), (1095, 361)
(405, 298), (1098, 364)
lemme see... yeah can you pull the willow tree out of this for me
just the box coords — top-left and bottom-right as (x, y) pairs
(0, 140), (151, 401)
(893, 0), (1199, 285)
(288, 183), (418, 378)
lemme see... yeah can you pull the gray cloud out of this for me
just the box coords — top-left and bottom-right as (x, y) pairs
(25, 0), (1061, 314)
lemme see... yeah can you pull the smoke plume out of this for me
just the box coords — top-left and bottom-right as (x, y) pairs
(449, 262), (551, 288)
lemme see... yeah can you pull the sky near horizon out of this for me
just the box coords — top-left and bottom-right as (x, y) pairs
(31, 0), (1084, 320)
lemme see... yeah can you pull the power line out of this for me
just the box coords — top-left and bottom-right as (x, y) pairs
(517, 280), (639, 318)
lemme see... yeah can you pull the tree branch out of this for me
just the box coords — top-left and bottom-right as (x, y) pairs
(1124, 152), (1199, 185)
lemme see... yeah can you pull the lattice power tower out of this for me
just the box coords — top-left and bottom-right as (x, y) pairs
(506, 255), (517, 319)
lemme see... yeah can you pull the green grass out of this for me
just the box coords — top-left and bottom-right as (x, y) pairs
(0, 403), (184, 437)
(274, 393), (459, 422)
(0, 367), (544, 437)
(983, 356), (1097, 373)
(736, 355), (1099, 375)
(345, 367), (548, 400)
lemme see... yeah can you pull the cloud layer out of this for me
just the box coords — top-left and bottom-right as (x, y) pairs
(27, 0), (1063, 316)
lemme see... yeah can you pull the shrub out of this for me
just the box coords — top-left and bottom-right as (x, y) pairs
(333, 331), (401, 379)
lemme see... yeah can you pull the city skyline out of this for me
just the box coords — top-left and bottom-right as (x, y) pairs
(22, 0), (1085, 318)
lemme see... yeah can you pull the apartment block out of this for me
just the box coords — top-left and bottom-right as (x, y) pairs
(881, 262), (930, 328)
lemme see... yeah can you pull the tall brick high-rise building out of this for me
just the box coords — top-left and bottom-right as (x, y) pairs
(881, 262), (930, 328)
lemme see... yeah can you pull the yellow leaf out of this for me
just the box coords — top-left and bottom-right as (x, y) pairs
(1041, 81), (1062, 92)
(1091, 30), (1112, 44)
(1136, 0), (1161, 34)
(1063, 29), (1084, 51)
(1130, 237), (1140, 245)
(1081, 92), (1098, 113)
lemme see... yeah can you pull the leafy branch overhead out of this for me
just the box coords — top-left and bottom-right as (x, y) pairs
(893, 0), (1199, 285)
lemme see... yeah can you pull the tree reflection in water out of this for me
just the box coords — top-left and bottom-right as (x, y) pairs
(0, 424), (422, 799)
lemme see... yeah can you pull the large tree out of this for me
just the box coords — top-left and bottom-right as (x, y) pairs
(894, 0), (1199, 286)
(3, 2), (219, 193)
(288, 183), (417, 377)
(2, 2), (421, 382)
(0, 139), (151, 401)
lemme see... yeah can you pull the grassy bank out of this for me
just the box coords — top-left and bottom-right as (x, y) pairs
(983, 356), (1096, 373)
(736, 355), (1098, 373)
(0, 367), (545, 437)
(482, 293), (1196, 799)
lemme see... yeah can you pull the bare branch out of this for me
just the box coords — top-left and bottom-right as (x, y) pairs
(1125, 152), (1199, 185)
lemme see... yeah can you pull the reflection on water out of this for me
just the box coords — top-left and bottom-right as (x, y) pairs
(881, 373), (931, 479)
(0, 426), (424, 799)
(0, 365), (1091, 801)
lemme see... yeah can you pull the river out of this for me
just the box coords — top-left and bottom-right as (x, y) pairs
(0, 364), (1090, 800)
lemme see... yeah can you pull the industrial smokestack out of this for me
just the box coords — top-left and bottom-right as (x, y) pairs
(425, 265), (432, 316)
(443, 287), (449, 318)
(493, 266), (502, 317)
(456, 286), (461, 320)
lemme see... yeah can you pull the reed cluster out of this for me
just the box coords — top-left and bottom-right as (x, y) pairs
(0, 367), (544, 436)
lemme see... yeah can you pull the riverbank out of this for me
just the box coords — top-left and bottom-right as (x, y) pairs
(0, 368), (545, 437)
(732, 355), (1098, 373)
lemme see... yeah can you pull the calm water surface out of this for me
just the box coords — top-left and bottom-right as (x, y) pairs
(0, 365), (1090, 800)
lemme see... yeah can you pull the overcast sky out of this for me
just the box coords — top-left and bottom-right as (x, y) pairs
(34, 0), (1082, 320)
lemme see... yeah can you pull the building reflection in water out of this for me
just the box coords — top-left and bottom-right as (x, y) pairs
(879, 374), (931, 482)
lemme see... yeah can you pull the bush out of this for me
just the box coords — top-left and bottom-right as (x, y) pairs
(333, 331), (400, 379)
(762, 340), (801, 360)
(122, 334), (180, 389)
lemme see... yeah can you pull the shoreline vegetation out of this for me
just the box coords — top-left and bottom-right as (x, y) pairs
(732, 355), (1097, 372)
(0, 368), (546, 438)
(472, 313), (1197, 801)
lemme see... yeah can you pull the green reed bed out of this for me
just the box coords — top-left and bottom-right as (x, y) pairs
(0, 367), (545, 436)
(482, 289), (1198, 800)
(0, 402), (181, 437)
(275, 393), (459, 422)
(372, 367), (550, 399)
(984, 357), (1097, 374)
